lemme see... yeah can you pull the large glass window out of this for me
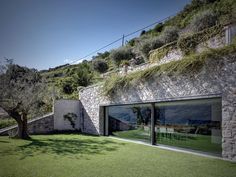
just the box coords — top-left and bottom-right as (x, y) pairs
(108, 104), (151, 143)
(106, 97), (222, 155)
(155, 98), (222, 155)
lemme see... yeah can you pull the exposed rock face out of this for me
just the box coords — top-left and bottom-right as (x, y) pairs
(79, 54), (236, 161)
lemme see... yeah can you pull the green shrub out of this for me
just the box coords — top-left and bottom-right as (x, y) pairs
(214, 0), (236, 24)
(177, 25), (223, 55)
(140, 30), (146, 36)
(92, 51), (110, 60)
(153, 23), (164, 33)
(177, 35), (198, 55)
(60, 77), (76, 94)
(128, 38), (136, 47)
(110, 46), (134, 66)
(63, 62), (94, 88)
(159, 26), (179, 43)
(93, 60), (108, 73)
(202, 0), (218, 3)
(73, 65), (93, 87)
(190, 10), (218, 32)
(164, 0), (204, 28)
(139, 37), (164, 60)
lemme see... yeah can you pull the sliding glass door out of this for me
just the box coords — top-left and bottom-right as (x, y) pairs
(106, 97), (222, 155)
(155, 98), (222, 155)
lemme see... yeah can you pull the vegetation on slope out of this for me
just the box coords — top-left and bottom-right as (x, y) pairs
(40, 0), (236, 99)
(102, 40), (236, 96)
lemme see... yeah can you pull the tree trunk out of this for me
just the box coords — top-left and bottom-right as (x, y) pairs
(5, 109), (30, 139)
(15, 113), (30, 139)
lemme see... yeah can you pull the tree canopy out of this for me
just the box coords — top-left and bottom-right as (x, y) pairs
(0, 61), (49, 139)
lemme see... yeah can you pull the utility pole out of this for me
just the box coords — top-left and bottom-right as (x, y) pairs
(122, 34), (125, 46)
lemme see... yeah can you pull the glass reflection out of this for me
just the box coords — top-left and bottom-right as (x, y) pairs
(107, 98), (222, 155)
(155, 98), (222, 155)
(108, 104), (151, 142)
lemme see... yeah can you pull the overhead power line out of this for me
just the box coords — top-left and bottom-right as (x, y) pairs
(69, 13), (176, 65)
(69, 37), (123, 65)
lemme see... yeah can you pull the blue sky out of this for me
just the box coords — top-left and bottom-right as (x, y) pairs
(0, 0), (190, 70)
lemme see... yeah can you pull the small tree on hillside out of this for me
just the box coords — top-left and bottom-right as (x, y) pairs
(73, 62), (93, 87)
(93, 60), (108, 73)
(110, 46), (134, 66)
(159, 26), (179, 43)
(0, 60), (48, 139)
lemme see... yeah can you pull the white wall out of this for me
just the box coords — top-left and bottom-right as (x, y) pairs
(54, 99), (81, 131)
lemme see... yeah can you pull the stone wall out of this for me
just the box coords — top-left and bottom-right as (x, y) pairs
(80, 85), (109, 135)
(79, 54), (236, 161)
(0, 113), (54, 136)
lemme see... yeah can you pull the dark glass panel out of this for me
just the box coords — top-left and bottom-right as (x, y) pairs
(155, 98), (222, 155)
(108, 104), (151, 143)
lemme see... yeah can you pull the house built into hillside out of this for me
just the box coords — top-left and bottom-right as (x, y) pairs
(1, 23), (236, 162)
(76, 23), (236, 161)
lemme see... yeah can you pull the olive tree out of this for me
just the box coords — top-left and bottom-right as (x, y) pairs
(0, 61), (48, 139)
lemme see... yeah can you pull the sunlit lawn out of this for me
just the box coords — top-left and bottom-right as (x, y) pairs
(0, 134), (235, 177)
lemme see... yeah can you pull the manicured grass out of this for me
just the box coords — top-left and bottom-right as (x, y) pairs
(0, 134), (235, 177)
(113, 129), (221, 154)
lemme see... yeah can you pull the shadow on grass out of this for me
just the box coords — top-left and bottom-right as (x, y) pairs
(0, 136), (125, 160)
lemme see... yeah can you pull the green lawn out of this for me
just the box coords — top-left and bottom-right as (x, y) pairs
(0, 134), (235, 177)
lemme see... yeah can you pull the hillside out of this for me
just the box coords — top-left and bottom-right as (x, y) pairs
(40, 0), (236, 99)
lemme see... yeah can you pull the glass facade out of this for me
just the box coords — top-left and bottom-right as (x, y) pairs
(155, 98), (222, 155)
(107, 97), (222, 155)
(108, 104), (151, 142)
